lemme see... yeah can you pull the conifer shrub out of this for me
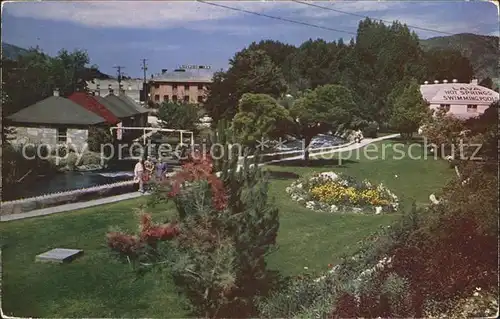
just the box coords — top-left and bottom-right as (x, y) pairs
(108, 122), (280, 318)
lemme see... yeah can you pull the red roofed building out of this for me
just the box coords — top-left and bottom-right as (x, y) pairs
(68, 92), (120, 125)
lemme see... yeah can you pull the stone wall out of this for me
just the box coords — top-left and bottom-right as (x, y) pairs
(10, 126), (58, 145)
(68, 129), (88, 151)
(8, 126), (89, 150)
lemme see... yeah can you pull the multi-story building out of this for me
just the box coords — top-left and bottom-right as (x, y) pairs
(148, 69), (213, 105)
(87, 79), (144, 105)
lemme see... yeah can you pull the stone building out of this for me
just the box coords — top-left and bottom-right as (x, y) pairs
(5, 90), (107, 150)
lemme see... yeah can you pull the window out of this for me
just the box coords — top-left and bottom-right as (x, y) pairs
(467, 104), (478, 112)
(184, 84), (190, 90)
(172, 95), (178, 102)
(197, 84), (204, 90)
(439, 104), (450, 112)
(57, 128), (67, 143)
(197, 95), (203, 103)
(172, 83), (178, 89)
(154, 83), (160, 89)
(163, 95), (169, 102)
(184, 95), (189, 102)
(154, 94), (160, 101)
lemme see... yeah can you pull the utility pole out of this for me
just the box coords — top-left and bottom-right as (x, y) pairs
(113, 65), (125, 92)
(141, 58), (148, 104)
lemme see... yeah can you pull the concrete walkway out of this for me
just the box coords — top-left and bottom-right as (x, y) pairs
(1, 134), (399, 222)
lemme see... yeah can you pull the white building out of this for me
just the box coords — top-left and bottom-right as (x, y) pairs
(420, 79), (499, 119)
(86, 79), (145, 105)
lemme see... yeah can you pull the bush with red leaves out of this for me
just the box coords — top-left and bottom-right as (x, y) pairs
(106, 213), (179, 257)
(106, 232), (144, 258)
(166, 150), (228, 211)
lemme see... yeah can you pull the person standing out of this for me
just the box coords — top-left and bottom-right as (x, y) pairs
(134, 158), (145, 193)
(143, 157), (154, 190)
(156, 159), (168, 181)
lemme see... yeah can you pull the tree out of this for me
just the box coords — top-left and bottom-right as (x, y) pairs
(232, 93), (291, 148)
(2, 47), (92, 116)
(87, 126), (115, 154)
(204, 49), (287, 124)
(289, 84), (356, 161)
(478, 77), (493, 89)
(157, 101), (200, 132)
(423, 48), (474, 83)
(354, 19), (427, 124)
(389, 80), (431, 141)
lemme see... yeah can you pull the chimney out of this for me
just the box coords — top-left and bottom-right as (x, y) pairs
(470, 78), (478, 85)
(434, 80), (439, 84)
(443, 79), (448, 83)
(53, 89), (60, 96)
(452, 79), (458, 83)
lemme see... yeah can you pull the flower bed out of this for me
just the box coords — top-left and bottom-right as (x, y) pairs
(285, 171), (398, 214)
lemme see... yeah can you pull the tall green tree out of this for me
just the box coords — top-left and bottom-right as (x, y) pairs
(232, 93), (291, 148)
(354, 18), (427, 123)
(289, 84), (356, 161)
(157, 101), (200, 132)
(204, 49), (287, 124)
(2, 47), (93, 116)
(423, 48), (474, 83)
(389, 80), (431, 141)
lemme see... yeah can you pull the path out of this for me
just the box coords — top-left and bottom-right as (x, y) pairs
(1, 134), (399, 222)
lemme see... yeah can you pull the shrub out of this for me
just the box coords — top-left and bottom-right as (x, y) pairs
(362, 121), (378, 138)
(87, 126), (114, 154)
(106, 213), (179, 262)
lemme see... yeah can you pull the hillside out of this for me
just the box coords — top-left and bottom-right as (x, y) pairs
(420, 33), (498, 82)
(1, 42), (111, 79)
(2, 42), (29, 60)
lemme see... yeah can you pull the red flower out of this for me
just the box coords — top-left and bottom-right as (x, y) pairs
(167, 151), (228, 210)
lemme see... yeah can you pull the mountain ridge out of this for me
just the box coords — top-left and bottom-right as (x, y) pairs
(419, 33), (498, 82)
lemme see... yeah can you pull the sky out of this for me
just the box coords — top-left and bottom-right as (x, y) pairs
(2, 0), (499, 78)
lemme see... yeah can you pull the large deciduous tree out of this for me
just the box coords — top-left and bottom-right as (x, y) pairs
(389, 80), (431, 141)
(423, 48), (474, 83)
(232, 93), (291, 148)
(2, 47), (92, 116)
(157, 101), (200, 132)
(289, 84), (356, 161)
(204, 49), (287, 124)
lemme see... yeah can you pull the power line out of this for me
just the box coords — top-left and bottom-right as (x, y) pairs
(291, 0), (454, 36)
(196, 0), (356, 35)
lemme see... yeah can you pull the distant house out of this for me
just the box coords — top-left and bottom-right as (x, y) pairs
(5, 90), (107, 150)
(420, 79), (499, 119)
(86, 79), (144, 105)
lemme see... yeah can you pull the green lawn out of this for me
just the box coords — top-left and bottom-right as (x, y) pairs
(0, 139), (454, 318)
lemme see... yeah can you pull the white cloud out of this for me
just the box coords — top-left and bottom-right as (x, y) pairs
(3, 0), (409, 30)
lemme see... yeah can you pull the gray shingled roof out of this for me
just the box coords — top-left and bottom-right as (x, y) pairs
(94, 95), (133, 118)
(6, 96), (106, 125)
(104, 94), (149, 117)
(150, 70), (213, 83)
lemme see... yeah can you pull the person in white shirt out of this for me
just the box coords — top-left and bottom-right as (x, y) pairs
(134, 158), (145, 193)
